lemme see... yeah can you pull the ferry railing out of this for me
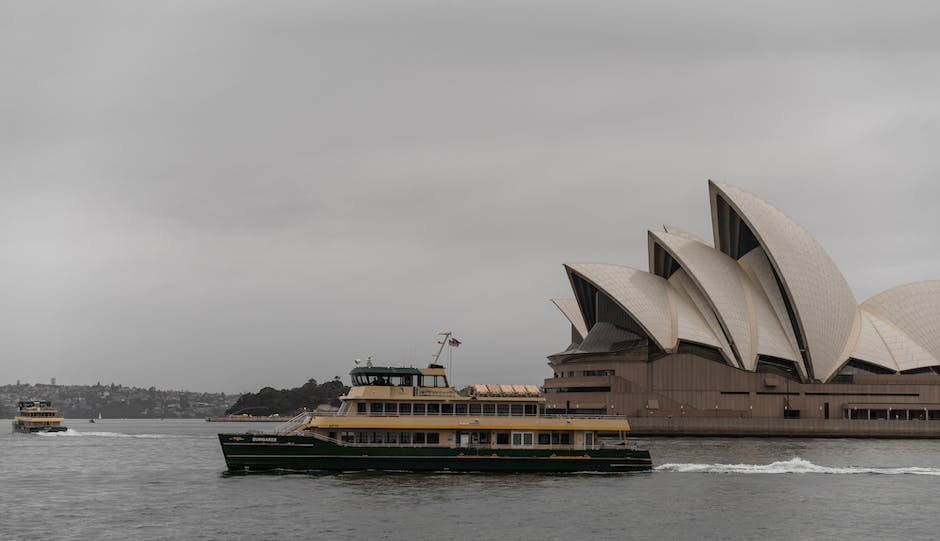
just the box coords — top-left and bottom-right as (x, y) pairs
(274, 411), (342, 435)
(274, 412), (315, 435)
(306, 440), (606, 451)
(415, 389), (456, 397)
(358, 412), (629, 419)
(538, 414), (631, 420)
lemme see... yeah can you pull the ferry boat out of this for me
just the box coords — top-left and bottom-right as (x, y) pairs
(218, 335), (652, 473)
(12, 400), (68, 433)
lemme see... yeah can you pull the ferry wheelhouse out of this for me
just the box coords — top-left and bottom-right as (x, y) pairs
(12, 400), (68, 433)
(219, 347), (651, 473)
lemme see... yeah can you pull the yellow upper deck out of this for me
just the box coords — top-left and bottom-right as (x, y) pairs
(278, 363), (631, 435)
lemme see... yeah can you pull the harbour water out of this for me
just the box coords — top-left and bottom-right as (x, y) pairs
(3, 419), (938, 540)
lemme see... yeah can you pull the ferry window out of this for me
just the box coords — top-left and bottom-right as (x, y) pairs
(478, 432), (490, 444)
(427, 403), (440, 415)
(550, 433), (571, 445)
(417, 376), (424, 387)
(496, 433), (510, 445)
(386, 432), (398, 444)
(372, 432), (384, 444)
(538, 433), (550, 445)
(455, 403), (468, 415)
(399, 403), (412, 415)
(357, 403), (367, 414)
(384, 403), (397, 415)
(483, 403), (496, 416)
(413, 403), (426, 415)
(512, 432), (534, 446)
(510, 404), (523, 416)
(342, 432), (355, 443)
(524, 404), (537, 416)
(400, 432), (412, 444)
(414, 433), (426, 444)
(497, 404), (510, 416)
(441, 403), (454, 415)
(469, 403), (482, 415)
(355, 432), (368, 444)
(401, 375), (413, 386)
(370, 403), (384, 414)
(426, 433), (440, 444)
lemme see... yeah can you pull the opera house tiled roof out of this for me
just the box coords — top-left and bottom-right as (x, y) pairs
(553, 180), (940, 383)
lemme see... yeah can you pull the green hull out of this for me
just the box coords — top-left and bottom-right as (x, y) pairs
(12, 424), (68, 433)
(219, 434), (652, 473)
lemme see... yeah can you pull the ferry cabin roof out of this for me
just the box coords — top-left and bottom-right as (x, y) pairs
(18, 400), (54, 409)
(345, 365), (541, 403)
(350, 365), (446, 387)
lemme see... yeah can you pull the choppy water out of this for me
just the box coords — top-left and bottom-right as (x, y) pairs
(3, 419), (938, 540)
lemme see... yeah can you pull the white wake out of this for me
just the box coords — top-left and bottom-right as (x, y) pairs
(36, 429), (174, 439)
(655, 457), (940, 475)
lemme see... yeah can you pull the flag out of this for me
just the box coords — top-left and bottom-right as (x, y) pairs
(449, 338), (462, 347)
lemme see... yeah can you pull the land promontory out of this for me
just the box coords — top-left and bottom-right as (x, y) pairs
(225, 378), (348, 416)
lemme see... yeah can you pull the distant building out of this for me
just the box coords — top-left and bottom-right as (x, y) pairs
(545, 180), (940, 436)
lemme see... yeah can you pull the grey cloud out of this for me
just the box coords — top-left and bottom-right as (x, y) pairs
(2, 1), (939, 391)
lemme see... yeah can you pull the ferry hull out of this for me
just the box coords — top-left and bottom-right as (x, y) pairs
(219, 434), (652, 473)
(12, 423), (68, 434)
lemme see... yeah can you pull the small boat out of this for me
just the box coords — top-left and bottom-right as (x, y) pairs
(12, 400), (68, 433)
(219, 334), (651, 473)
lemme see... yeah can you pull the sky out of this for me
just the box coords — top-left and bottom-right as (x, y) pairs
(2, 1), (940, 393)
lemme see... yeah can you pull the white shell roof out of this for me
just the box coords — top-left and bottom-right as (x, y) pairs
(667, 269), (732, 360)
(737, 247), (803, 365)
(662, 224), (709, 245)
(564, 263), (677, 351)
(551, 298), (589, 339)
(863, 309), (938, 372)
(849, 309), (899, 372)
(862, 281), (940, 364)
(709, 181), (858, 381)
(740, 269), (803, 366)
(555, 182), (940, 383)
(649, 230), (756, 369)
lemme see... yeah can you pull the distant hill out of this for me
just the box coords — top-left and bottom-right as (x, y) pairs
(0, 382), (236, 419)
(226, 378), (349, 416)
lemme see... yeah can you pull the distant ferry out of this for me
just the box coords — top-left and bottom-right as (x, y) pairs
(12, 400), (68, 433)
(218, 336), (652, 473)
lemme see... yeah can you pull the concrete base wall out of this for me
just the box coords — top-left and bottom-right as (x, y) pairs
(627, 417), (940, 438)
(546, 352), (940, 437)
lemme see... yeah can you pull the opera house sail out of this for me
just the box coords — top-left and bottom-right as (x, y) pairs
(545, 180), (940, 437)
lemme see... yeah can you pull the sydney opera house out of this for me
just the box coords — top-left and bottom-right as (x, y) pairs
(544, 180), (940, 436)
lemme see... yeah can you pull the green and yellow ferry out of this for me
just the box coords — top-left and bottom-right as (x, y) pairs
(218, 354), (651, 473)
(12, 400), (68, 433)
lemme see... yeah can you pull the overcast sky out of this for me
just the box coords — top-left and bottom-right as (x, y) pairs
(2, 1), (939, 393)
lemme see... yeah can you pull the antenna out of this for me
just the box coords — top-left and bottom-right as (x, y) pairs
(431, 331), (451, 366)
